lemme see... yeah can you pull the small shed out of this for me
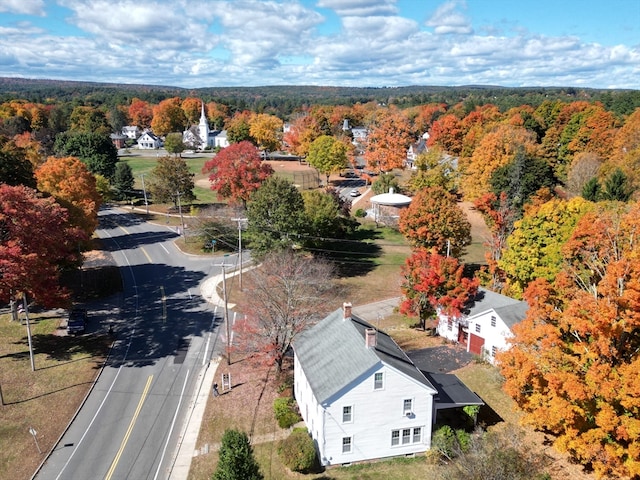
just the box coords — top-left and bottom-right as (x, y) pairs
(370, 188), (412, 226)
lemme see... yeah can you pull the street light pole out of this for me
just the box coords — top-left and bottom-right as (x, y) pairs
(23, 294), (35, 372)
(221, 264), (231, 365)
(176, 191), (185, 238)
(231, 218), (247, 291)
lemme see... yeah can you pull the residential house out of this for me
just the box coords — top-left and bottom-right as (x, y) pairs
(110, 133), (126, 149)
(436, 288), (528, 364)
(342, 119), (368, 148)
(214, 130), (229, 149)
(405, 132), (429, 169)
(294, 303), (438, 466)
(122, 125), (142, 140)
(137, 130), (163, 149)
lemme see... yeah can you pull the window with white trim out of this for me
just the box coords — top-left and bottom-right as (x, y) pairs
(491, 346), (497, 357)
(342, 436), (352, 453)
(391, 427), (423, 447)
(447, 319), (453, 331)
(342, 405), (352, 423)
(403, 398), (413, 415)
(374, 372), (383, 390)
(475, 323), (481, 333)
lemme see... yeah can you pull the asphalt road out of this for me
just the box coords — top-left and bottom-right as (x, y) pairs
(35, 207), (236, 480)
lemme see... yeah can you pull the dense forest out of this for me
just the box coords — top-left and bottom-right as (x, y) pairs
(1, 76), (639, 118)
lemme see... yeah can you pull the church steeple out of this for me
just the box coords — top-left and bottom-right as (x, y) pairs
(198, 101), (210, 149)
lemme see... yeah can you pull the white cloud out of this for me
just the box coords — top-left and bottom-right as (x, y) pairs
(316, 0), (397, 17)
(0, 0), (45, 16)
(426, 0), (473, 35)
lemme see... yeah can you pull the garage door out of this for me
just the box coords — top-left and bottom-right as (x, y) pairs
(469, 334), (485, 355)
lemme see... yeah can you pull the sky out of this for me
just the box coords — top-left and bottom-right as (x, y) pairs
(0, 0), (638, 89)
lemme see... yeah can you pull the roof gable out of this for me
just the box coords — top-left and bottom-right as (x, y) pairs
(465, 288), (528, 328)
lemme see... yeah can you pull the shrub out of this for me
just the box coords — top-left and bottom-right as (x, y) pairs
(354, 208), (367, 218)
(432, 426), (471, 459)
(213, 429), (263, 480)
(278, 428), (318, 473)
(273, 397), (301, 429)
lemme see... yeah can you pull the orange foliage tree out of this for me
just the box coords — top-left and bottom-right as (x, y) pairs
(151, 97), (187, 136)
(398, 186), (471, 258)
(400, 248), (479, 330)
(363, 108), (412, 172)
(499, 201), (640, 478)
(128, 98), (153, 128)
(36, 156), (102, 237)
(249, 113), (283, 152)
(181, 97), (202, 125)
(427, 113), (465, 157)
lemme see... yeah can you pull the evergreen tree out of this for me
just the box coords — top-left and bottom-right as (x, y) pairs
(601, 168), (632, 202)
(112, 162), (134, 200)
(581, 176), (601, 201)
(53, 131), (119, 179)
(213, 429), (263, 480)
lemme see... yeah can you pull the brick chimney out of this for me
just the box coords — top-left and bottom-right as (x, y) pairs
(365, 328), (377, 348)
(343, 302), (352, 320)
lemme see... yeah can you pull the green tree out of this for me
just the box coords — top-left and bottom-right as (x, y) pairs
(246, 177), (305, 257)
(371, 172), (401, 195)
(164, 132), (185, 156)
(581, 176), (601, 201)
(490, 149), (556, 214)
(213, 429), (263, 480)
(0, 136), (36, 188)
(112, 162), (134, 200)
(147, 155), (195, 206)
(107, 106), (129, 134)
(398, 186), (471, 258)
(306, 135), (348, 184)
(408, 147), (458, 194)
(499, 197), (593, 298)
(53, 131), (119, 179)
(301, 189), (354, 246)
(601, 167), (633, 202)
(69, 106), (111, 135)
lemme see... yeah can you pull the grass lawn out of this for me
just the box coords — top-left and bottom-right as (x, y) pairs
(0, 312), (111, 480)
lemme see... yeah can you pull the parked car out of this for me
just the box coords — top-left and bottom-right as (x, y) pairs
(350, 189), (361, 197)
(67, 308), (87, 334)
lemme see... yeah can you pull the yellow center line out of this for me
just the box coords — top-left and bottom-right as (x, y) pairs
(141, 246), (153, 263)
(104, 375), (153, 480)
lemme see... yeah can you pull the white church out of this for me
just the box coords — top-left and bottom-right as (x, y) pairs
(183, 102), (229, 150)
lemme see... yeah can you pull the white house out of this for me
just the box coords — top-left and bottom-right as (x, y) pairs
(137, 130), (163, 149)
(122, 125), (141, 140)
(405, 132), (429, 169)
(214, 129), (229, 148)
(294, 303), (438, 466)
(436, 288), (528, 365)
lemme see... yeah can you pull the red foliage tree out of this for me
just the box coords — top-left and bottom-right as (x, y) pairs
(202, 141), (273, 208)
(400, 248), (479, 330)
(128, 98), (153, 128)
(0, 184), (85, 308)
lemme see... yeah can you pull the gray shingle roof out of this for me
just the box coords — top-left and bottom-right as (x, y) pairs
(425, 373), (484, 410)
(293, 307), (436, 404)
(465, 288), (528, 327)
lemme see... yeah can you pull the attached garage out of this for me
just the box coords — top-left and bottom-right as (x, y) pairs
(469, 334), (484, 355)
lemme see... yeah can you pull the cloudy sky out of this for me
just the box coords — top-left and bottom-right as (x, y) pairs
(0, 0), (638, 89)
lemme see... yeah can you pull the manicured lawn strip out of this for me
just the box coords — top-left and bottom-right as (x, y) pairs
(0, 313), (110, 480)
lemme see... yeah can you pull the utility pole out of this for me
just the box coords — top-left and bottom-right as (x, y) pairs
(221, 264), (231, 365)
(140, 174), (149, 214)
(23, 295), (35, 372)
(231, 218), (247, 291)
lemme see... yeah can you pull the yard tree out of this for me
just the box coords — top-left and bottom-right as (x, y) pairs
(408, 147), (458, 194)
(398, 186), (471, 258)
(364, 108), (413, 172)
(151, 97), (187, 137)
(163, 132), (185, 156)
(282, 113), (322, 157)
(69, 106), (111, 135)
(147, 155), (195, 206)
(301, 189), (354, 246)
(234, 249), (335, 372)
(36, 156), (102, 237)
(226, 111), (254, 144)
(499, 201), (640, 478)
(249, 113), (283, 152)
(0, 184), (85, 309)
(112, 161), (134, 200)
(107, 106), (129, 134)
(202, 141), (273, 208)
(427, 113), (465, 157)
(213, 429), (263, 480)
(128, 98), (153, 128)
(181, 97), (202, 125)
(400, 248), (479, 330)
(499, 197), (593, 298)
(0, 136), (36, 188)
(245, 176), (305, 257)
(306, 135), (348, 184)
(53, 131), (119, 179)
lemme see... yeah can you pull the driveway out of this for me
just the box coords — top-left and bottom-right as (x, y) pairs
(407, 345), (475, 374)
